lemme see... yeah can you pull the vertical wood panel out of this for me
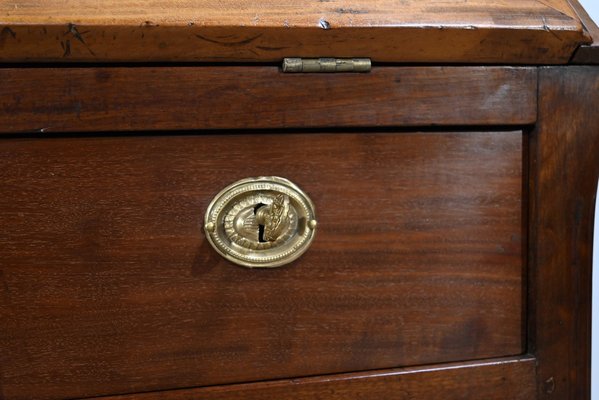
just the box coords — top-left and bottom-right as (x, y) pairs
(530, 67), (599, 399)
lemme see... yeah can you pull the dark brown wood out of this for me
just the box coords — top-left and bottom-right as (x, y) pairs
(88, 356), (537, 400)
(0, 0), (590, 63)
(0, 131), (524, 400)
(0, 67), (537, 134)
(529, 67), (599, 399)
(569, 0), (599, 64)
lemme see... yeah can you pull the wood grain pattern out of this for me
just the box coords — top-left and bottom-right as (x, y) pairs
(0, 0), (591, 63)
(88, 356), (537, 400)
(569, 0), (599, 64)
(0, 131), (524, 400)
(529, 67), (599, 399)
(0, 67), (537, 134)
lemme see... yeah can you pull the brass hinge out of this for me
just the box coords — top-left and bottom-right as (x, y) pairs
(282, 58), (371, 73)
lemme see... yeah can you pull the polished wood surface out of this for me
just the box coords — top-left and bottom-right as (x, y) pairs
(89, 357), (537, 400)
(0, 131), (523, 400)
(0, 67), (537, 134)
(529, 67), (599, 399)
(0, 0), (590, 63)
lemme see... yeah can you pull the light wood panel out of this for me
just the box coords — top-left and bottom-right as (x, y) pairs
(0, 0), (591, 63)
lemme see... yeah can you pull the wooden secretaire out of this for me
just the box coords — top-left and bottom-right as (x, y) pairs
(1, 1), (598, 399)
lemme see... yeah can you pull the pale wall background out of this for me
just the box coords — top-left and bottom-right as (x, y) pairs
(580, 0), (599, 397)
(580, 0), (599, 24)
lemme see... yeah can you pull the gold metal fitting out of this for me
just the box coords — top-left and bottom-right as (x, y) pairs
(204, 177), (317, 268)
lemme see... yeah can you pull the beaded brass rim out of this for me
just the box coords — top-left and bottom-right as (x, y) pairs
(204, 177), (317, 268)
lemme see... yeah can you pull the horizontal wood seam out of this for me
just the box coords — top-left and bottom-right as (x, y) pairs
(74, 356), (537, 400)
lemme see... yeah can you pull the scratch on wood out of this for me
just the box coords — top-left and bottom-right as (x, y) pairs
(256, 45), (291, 51)
(61, 39), (71, 57)
(543, 376), (555, 394)
(319, 19), (331, 29)
(65, 23), (86, 44)
(541, 16), (563, 41)
(65, 23), (96, 55)
(335, 8), (368, 14)
(195, 33), (263, 47)
(0, 26), (16, 47)
(1, 26), (16, 39)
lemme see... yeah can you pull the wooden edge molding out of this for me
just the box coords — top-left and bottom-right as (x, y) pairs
(569, 0), (599, 64)
(0, 0), (591, 63)
(0, 66), (537, 134)
(85, 356), (537, 400)
(529, 66), (599, 399)
(0, 25), (588, 64)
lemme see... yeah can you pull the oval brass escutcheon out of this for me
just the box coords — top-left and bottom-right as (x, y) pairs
(204, 177), (317, 268)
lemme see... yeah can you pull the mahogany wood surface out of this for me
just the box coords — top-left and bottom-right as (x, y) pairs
(529, 67), (599, 399)
(0, 131), (524, 400)
(88, 356), (537, 400)
(0, 66), (537, 134)
(0, 0), (590, 63)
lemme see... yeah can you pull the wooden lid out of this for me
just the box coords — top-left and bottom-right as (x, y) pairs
(0, 0), (592, 63)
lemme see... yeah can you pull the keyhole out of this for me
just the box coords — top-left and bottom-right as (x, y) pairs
(258, 225), (266, 243)
(254, 203), (267, 243)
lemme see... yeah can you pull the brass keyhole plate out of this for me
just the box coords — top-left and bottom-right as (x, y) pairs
(204, 177), (317, 268)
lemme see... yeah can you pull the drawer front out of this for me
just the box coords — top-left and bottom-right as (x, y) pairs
(0, 131), (523, 400)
